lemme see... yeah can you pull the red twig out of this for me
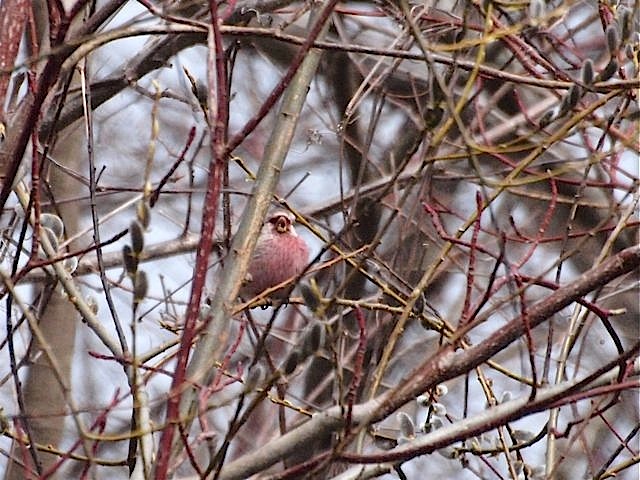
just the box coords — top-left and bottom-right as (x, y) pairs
(422, 201), (497, 257)
(8, 228), (127, 288)
(178, 425), (203, 478)
(10, 420), (38, 478)
(461, 192), (483, 325)
(199, 320), (245, 408)
(339, 343), (639, 465)
(548, 378), (640, 410)
(345, 307), (367, 431)
(266, 451), (331, 480)
(379, 246), (640, 439)
(224, 0), (340, 155)
(0, 0), (29, 125)
(150, 126), (196, 207)
(42, 389), (126, 479)
(218, 0), (237, 22)
(28, 126), (41, 262)
(154, 1), (229, 476)
(513, 273), (538, 399)
(513, 176), (557, 270)
(596, 408), (636, 455)
(516, 274), (613, 320)
(0, 3), (73, 212)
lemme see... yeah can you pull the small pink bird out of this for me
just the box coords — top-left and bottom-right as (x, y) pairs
(241, 211), (309, 302)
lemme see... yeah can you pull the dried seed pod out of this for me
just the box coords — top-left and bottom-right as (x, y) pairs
(529, 466), (546, 480)
(257, 13), (273, 27)
(470, 437), (482, 450)
(130, 220), (145, 255)
(424, 106), (444, 129)
(500, 391), (513, 403)
(438, 446), (457, 459)
(513, 460), (524, 475)
(424, 416), (443, 433)
(193, 80), (208, 106)
(513, 429), (535, 442)
(373, 434), (396, 450)
(430, 416), (443, 431)
(568, 84), (582, 107)
(625, 44), (635, 61)
(0, 408), (9, 434)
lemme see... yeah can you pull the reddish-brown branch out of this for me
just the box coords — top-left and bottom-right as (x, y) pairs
(339, 343), (639, 465)
(28, 127), (42, 262)
(513, 273), (538, 398)
(0, 0), (128, 210)
(0, 6), (74, 211)
(150, 126), (196, 207)
(384, 244), (640, 424)
(154, 1), (230, 476)
(489, 12), (569, 82)
(200, 320), (245, 404)
(516, 274), (613, 320)
(514, 176), (558, 269)
(42, 389), (124, 478)
(422, 201), (498, 257)
(0, 0), (29, 126)
(224, 0), (341, 155)
(271, 451), (332, 480)
(178, 425), (203, 479)
(7, 228), (127, 287)
(461, 192), (483, 325)
(345, 307), (367, 431)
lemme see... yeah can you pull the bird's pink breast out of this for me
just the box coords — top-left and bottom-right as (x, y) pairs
(244, 233), (309, 297)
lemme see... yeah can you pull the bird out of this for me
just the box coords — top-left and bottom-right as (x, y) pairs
(240, 210), (309, 303)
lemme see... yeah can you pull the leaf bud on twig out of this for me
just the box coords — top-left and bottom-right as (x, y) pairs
(40, 213), (64, 240)
(606, 24), (620, 56)
(597, 58), (618, 81)
(123, 245), (138, 275)
(133, 270), (148, 305)
(130, 220), (145, 255)
(580, 58), (594, 85)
